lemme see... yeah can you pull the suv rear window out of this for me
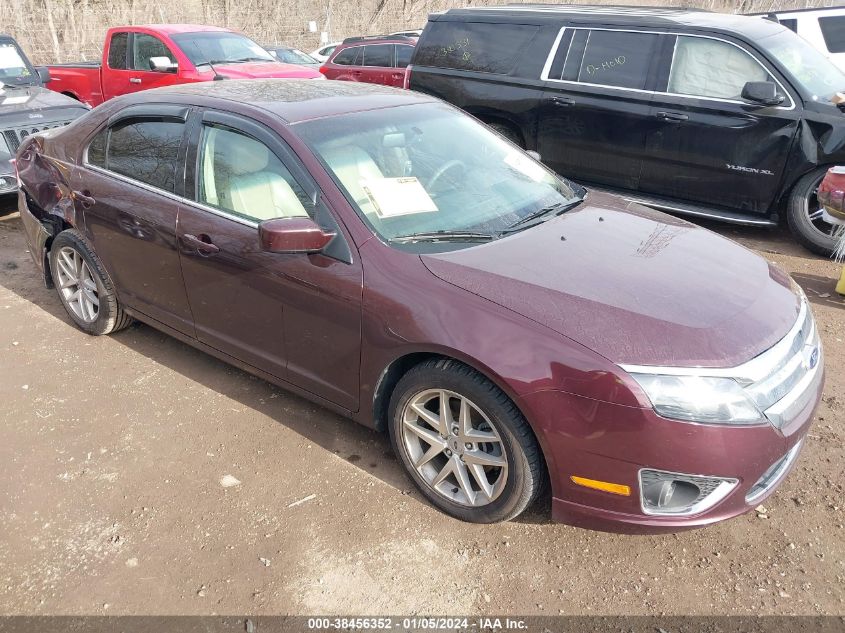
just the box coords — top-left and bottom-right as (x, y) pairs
(576, 30), (658, 90)
(819, 15), (845, 54)
(415, 22), (539, 74)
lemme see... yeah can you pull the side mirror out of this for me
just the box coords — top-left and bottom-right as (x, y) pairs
(35, 66), (51, 83)
(741, 81), (784, 106)
(149, 57), (178, 73)
(259, 217), (335, 254)
(525, 150), (541, 161)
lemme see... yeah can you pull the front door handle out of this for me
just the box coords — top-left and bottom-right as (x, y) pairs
(71, 190), (96, 208)
(551, 96), (575, 107)
(182, 233), (220, 255)
(656, 111), (689, 122)
(129, 78), (142, 84)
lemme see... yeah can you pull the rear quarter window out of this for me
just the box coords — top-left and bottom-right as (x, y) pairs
(332, 47), (360, 65)
(819, 15), (845, 54)
(415, 22), (539, 74)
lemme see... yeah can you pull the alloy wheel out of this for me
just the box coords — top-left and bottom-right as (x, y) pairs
(55, 246), (99, 323)
(400, 389), (508, 507)
(806, 175), (837, 240)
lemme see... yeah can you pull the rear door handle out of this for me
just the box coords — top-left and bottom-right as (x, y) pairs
(656, 111), (689, 122)
(551, 96), (575, 107)
(129, 78), (142, 84)
(182, 233), (220, 255)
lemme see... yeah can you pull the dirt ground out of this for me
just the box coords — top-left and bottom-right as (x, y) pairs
(0, 197), (842, 617)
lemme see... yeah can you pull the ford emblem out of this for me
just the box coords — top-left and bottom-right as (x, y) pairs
(808, 347), (819, 370)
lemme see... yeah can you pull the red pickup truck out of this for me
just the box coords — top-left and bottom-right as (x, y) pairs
(47, 24), (323, 106)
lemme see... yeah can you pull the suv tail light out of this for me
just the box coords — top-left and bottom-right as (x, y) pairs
(402, 64), (412, 90)
(319, 65), (328, 76)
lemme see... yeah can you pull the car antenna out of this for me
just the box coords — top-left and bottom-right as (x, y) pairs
(206, 60), (225, 81)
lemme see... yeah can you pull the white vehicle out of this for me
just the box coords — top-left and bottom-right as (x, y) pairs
(387, 29), (422, 38)
(310, 42), (341, 62)
(758, 7), (845, 71)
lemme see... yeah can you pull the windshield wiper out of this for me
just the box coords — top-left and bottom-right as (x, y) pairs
(389, 230), (494, 244)
(499, 198), (584, 235)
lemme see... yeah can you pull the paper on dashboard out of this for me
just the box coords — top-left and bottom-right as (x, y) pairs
(360, 177), (438, 218)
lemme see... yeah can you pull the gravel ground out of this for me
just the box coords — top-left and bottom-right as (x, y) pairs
(0, 198), (842, 616)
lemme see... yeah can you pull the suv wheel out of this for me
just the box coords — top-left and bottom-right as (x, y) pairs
(787, 168), (838, 257)
(388, 359), (544, 523)
(49, 229), (132, 335)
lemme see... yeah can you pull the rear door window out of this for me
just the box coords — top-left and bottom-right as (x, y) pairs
(819, 15), (845, 53)
(414, 22), (539, 74)
(107, 32), (128, 69)
(91, 118), (185, 193)
(363, 44), (393, 68)
(577, 30), (659, 90)
(668, 36), (770, 100)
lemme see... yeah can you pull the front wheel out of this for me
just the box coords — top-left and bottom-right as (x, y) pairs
(49, 229), (132, 335)
(787, 168), (838, 257)
(388, 359), (544, 523)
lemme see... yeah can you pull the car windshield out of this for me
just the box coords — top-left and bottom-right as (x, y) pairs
(296, 102), (582, 246)
(0, 40), (35, 85)
(172, 32), (275, 66)
(758, 29), (845, 101)
(275, 48), (317, 64)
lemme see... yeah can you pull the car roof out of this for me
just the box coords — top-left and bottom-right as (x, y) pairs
(133, 24), (233, 35)
(139, 79), (437, 123)
(435, 5), (787, 38)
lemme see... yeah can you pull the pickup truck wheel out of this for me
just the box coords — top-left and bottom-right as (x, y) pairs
(388, 359), (544, 523)
(49, 230), (132, 336)
(487, 122), (525, 148)
(787, 168), (837, 257)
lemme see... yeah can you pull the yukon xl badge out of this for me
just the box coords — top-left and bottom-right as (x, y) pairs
(726, 163), (775, 176)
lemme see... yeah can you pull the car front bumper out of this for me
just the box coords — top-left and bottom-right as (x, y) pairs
(519, 364), (823, 534)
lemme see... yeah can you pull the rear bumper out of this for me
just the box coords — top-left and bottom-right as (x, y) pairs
(520, 369), (823, 534)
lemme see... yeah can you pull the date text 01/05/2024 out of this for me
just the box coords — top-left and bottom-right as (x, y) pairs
(307, 617), (529, 630)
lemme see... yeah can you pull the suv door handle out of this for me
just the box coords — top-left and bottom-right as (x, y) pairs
(551, 96), (575, 107)
(129, 78), (142, 84)
(182, 233), (220, 255)
(656, 111), (689, 122)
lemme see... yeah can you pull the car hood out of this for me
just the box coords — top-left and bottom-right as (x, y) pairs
(213, 61), (323, 79)
(0, 85), (86, 115)
(421, 192), (801, 368)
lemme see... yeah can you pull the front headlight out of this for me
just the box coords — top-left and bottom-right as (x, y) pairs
(629, 373), (765, 425)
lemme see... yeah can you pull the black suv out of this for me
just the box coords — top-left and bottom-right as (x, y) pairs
(408, 5), (845, 255)
(1, 35), (87, 200)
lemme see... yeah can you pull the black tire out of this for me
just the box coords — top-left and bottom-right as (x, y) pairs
(49, 229), (132, 335)
(487, 122), (525, 148)
(787, 168), (837, 257)
(388, 358), (544, 523)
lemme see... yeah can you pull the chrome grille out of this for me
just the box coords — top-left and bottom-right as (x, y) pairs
(2, 120), (73, 152)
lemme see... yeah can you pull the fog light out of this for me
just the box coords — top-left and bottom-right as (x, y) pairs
(0, 175), (15, 192)
(639, 469), (737, 516)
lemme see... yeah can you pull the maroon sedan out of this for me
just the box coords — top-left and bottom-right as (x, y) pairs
(16, 80), (823, 532)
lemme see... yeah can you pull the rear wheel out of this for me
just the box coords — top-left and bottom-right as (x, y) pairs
(388, 359), (544, 523)
(49, 229), (132, 335)
(787, 168), (837, 257)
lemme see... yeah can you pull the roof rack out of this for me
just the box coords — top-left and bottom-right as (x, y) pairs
(342, 34), (416, 43)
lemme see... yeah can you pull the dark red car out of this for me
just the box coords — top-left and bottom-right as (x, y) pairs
(16, 80), (823, 532)
(319, 35), (415, 87)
